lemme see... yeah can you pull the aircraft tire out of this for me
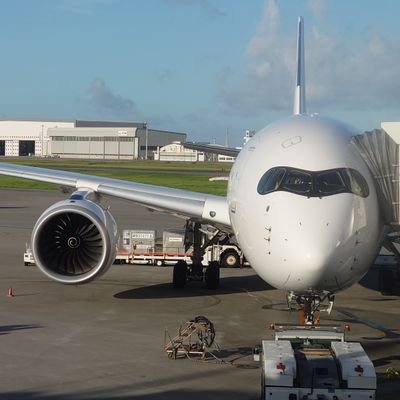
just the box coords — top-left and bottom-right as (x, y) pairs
(173, 260), (187, 288)
(221, 251), (240, 268)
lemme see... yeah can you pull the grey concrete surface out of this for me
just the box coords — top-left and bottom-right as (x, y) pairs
(0, 189), (399, 399)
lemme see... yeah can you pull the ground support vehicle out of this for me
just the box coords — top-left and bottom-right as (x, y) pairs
(117, 229), (192, 266)
(203, 243), (243, 268)
(23, 245), (35, 266)
(259, 324), (376, 400)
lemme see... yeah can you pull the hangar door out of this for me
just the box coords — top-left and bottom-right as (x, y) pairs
(19, 140), (35, 156)
(0, 140), (5, 156)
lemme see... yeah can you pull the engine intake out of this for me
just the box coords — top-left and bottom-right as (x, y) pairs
(32, 196), (117, 284)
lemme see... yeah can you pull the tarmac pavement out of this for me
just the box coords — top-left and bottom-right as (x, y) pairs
(0, 189), (399, 399)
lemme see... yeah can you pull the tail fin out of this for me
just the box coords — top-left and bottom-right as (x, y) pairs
(293, 16), (306, 115)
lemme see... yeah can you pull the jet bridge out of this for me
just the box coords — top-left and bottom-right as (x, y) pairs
(352, 123), (400, 228)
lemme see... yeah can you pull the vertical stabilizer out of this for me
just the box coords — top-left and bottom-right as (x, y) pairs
(293, 16), (306, 115)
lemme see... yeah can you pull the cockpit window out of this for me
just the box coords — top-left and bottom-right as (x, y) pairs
(315, 170), (347, 195)
(257, 167), (286, 194)
(343, 169), (369, 197)
(257, 167), (369, 198)
(281, 170), (312, 195)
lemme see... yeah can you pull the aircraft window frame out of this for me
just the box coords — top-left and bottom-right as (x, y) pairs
(315, 170), (347, 196)
(257, 167), (369, 198)
(342, 169), (369, 198)
(280, 169), (313, 195)
(256, 167), (286, 194)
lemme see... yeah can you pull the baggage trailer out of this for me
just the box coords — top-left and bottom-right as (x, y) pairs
(118, 229), (192, 266)
(260, 324), (376, 400)
(116, 228), (244, 267)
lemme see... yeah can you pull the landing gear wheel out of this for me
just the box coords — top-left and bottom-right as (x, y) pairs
(173, 260), (187, 288)
(221, 251), (240, 268)
(205, 261), (220, 289)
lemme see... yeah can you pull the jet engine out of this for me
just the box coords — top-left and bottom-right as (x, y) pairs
(31, 192), (117, 284)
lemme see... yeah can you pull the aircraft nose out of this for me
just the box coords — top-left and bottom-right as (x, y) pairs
(252, 234), (340, 291)
(280, 235), (342, 290)
(293, 249), (330, 284)
(269, 222), (349, 291)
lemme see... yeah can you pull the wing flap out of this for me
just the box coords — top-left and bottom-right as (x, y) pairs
(0, 162), (231, 228)
(98, 184), (204, 218)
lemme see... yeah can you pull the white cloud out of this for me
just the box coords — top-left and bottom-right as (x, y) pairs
(306, 29), (400, 111)
(220, 0), (400, 116)
(307, 0), (327, 19)
(219, 0), (294, 115)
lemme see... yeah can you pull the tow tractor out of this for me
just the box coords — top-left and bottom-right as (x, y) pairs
(259, 324), (376, 400)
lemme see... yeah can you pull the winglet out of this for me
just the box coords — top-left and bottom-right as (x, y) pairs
(293, 16), (306, 115)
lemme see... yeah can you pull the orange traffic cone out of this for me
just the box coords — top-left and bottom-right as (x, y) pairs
(7, 287), (14, 297)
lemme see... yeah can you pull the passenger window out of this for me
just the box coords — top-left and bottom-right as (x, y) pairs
(281, 170), (312, 194)
(315, 170), (347, 195)
(257, 168), (286, 194)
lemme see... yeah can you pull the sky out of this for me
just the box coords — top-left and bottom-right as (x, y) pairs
(1, 0), (400, 146)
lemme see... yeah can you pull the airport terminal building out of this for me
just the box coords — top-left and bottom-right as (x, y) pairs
(0, 119), (186, 160)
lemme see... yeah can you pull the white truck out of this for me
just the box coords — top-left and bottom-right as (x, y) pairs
(259, 324), (376, 400)
(23, 244), (35, 266)
(116, 228), (244, 267)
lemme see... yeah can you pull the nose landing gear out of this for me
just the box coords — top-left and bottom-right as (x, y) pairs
(287, 291), (335, 325)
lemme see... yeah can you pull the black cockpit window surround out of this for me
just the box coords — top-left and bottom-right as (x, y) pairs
(342, 169), (370, 198)
(315, 170), (347, 196)
(257, 167), (369, 198)
(281, 169), (313, 195)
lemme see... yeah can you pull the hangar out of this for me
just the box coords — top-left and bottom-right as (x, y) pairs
(0, 119), (186, 159)
(153, 142), (205, 162)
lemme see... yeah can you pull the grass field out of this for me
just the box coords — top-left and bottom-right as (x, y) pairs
(0, 159), (231, 196)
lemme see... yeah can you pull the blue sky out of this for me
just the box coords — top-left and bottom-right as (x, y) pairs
(1, 0), (400, 146)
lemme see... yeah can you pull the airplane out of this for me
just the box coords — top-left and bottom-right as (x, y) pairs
(0, 17), (388, 324)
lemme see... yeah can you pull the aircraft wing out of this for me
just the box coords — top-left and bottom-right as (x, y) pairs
(0, 163), (231, 230)
(183, 142), (241, 158)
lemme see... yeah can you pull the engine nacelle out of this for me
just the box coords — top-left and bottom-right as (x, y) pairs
(32, 194), (117, 284)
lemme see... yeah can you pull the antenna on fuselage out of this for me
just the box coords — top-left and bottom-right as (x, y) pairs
(293, 16), (306, 115)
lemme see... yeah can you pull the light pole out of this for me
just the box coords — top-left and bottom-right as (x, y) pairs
(145, 122), (148, 160)
(41, 124), (44, 156)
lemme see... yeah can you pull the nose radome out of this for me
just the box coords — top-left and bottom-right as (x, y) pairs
(281, 241), (339, 290)
(252, 245), (336, 291)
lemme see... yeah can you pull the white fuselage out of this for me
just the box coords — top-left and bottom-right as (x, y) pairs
(228, 114), (383, 293)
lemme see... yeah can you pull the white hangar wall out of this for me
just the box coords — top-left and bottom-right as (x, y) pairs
(154, 142), (205, 162)
(0, 119), (187, 160)
(49, 127), (139, 160)
(0, 119), (74, 156)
